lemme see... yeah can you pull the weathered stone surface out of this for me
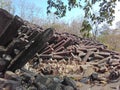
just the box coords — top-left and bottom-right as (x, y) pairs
(80, 77), (90, 84)
(63, 86), (74, 90)
(62, 76), (77, 90)
(28, 86), (37, 90)
(0, 15), (23, 46)
(98, 66), (108, 73)
(0, 78), (21, 90)
(0, 9), (119, 90)
(4, 71), (20, 81)
(109, 71), (120, 82)
(83, 66), (95, 77)
(0, 59), (7, 72)
(35, 82), (47, 90)
(8, 28), (53, 71)
(47, 81), (62, 90)
(0, 8), (13, 35)
(90, 73), (98, 81)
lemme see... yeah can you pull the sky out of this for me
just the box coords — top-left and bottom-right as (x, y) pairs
(12, 0), (84, 23)
(12, 0), (120, 28)
(112, 1), (120, 28)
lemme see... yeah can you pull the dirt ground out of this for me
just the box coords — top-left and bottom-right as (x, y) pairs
(76, 81), (120, 90)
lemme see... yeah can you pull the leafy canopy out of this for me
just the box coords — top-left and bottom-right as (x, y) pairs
(47, 0), (117, 37)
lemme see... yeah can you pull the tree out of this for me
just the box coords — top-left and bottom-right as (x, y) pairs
(47, 0), (117, 37)
(0, 0), (15, 14)
(17, 0), (42, 24)
(98, 29), (120, 52)
(69, 19), (83, 36)
(116, 21), (120, 29)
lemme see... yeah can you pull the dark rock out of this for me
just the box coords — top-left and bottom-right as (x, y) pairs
(34, 82), (47, 90)
(109, 71), (120, 82)
(90, 73), (98, 81)
(0, 78), (21, 90)
(98, 66), (108, 73)
(53, 77), (61, 83)
(0, 15), (23, 46)
(28, 86), (37, 90)
(62, 76), (77, 90)
(0, 59), (7, 72)
(0, 8), (13, 36)
(41, 68), (53, 75)
(55, 83), (63, 90)
(35, 75), (48, 85)
(63, 86), (74, 90)
(47, 81), (63, 90)
(80, 77), (89, 83)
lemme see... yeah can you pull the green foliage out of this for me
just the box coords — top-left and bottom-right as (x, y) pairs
(80, 20), (92, 38)
(47, 0), (67, 17)
(47, 0), (117, 37)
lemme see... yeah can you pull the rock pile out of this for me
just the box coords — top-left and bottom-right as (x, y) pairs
(28, 31), (120, 85)
(0, 70), (78, 90)
(0, 8), (119, 90)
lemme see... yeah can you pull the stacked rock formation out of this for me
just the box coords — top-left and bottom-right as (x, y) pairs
(0, 8), (119, 90)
